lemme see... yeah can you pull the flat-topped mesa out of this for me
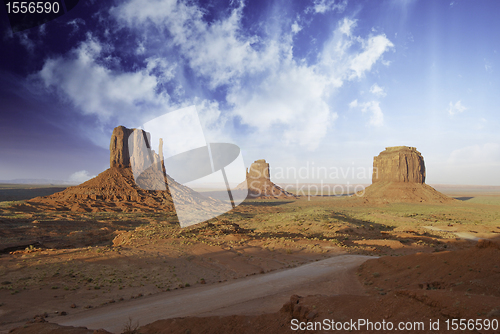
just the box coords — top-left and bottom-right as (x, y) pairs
(372, 146), (426, 184)
(246, 159), (270, 180)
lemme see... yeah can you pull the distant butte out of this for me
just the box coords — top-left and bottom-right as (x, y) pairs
(236, 159), (296, 199)
(358, 146), (453, 203)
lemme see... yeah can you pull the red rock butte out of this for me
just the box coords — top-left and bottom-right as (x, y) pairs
(358, 146), (453, 203)
(236, 159), (296, 199)
(23, 126), (223, 213)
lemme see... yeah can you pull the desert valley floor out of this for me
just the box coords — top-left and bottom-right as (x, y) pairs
(0, 185), (499, 333)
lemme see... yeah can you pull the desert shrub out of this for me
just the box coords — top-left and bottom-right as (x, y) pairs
(122, 317), (140, 334)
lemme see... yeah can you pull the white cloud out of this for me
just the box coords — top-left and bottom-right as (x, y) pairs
(349, 100), (383, 127)
(34, 1), (393, 152)
(308, 0), (347, 14)
(111, 0), (267, 89)
(449, 143), (500, 165)
(36, 34), (172, 123)
(228, 61), (335, 150)
(320, 18), (357, 64)
(349, 35), (394, 79)
(291, 21), (302, 34)
(338, 17), (356, 36)
(447, 100), (467, 115)
(318, 19), (393, 84)
(369, 83), (386, 97)
(68, 170), (96, 183)
(109, 2), (392, 150)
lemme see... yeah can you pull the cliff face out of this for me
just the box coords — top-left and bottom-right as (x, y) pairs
(110, 126), (135, 168)
(110, 126), (164, 185)
(372, 146), (426, 184)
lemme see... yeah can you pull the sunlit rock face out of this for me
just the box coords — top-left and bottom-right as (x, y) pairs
(110, 126), (163, 182)
(372, 146), (426, 184)
(109, 126), (135, 168)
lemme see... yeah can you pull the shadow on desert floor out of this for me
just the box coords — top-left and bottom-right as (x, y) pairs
(453, 196), (474, 201)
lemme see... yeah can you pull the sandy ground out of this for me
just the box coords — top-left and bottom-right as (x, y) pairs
(1, 186), (500, 333)
(54, 255), (373, 333)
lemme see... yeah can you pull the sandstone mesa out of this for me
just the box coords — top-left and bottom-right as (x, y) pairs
(358, 146), (453, 203)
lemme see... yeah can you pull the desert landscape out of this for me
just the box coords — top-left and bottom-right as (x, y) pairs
(1, 129), (499, 334)
(3, 1), (500, 333)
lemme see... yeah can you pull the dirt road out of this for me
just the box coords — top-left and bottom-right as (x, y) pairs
(54, 255), (374, 333)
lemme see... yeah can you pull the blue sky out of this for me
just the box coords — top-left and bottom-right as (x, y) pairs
(1, 0), (499, 185)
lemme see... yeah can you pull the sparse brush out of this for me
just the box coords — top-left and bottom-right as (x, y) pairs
(122, 316), (140, 334)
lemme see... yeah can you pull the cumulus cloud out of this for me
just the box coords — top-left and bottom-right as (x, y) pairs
(369, 83), (386, 97)
(228, 61), (334, 150)
(111, 0), (266, 89)
(35, 34), (172, 123)
(68, 170), (96, 183)
(32, 0), (393, 151)
(109, 1), (392, 149)
(447, 100), (467, 115)
(308, 0), (347, 14)
(349, 100), (384, 127)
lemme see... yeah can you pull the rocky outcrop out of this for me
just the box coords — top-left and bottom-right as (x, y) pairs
(372, 146), (425, 183)
(25, 126), (227, 214)
(236, 159), (296, 199)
